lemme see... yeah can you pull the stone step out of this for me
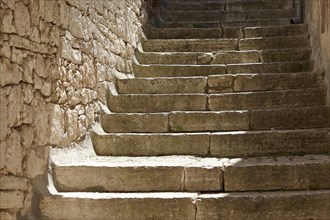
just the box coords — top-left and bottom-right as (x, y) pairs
(40, 190), (330, 220)
(224, 155), (330, 192)
(92, 126), (329, 157)
(239, 36), (310, 50)
(211, 128), (330, 158)
(195, 190), (330, 220)
(164, 9), (292, 22)
(208, 72), (321, 93)
(91, 127), (210, 156)
(122, 72), (320, 95)
(226, 61), (311, 74)
(142, 36), (308, 52)
(208, 87), (325, 111)
(147, 24), (308, 39)
(164, 0), (292, 10)
(161, 19), (290, 28)
(52, 154), (329, 193)
(101, 106), (329, 133)
(136, 48), (311, 65)
(143, 39), (239, 52)
(117, 76), (207, 94)
(52, 156), (224, 192)
(108, 94), (207, 113)
(133, 61), (311, 77)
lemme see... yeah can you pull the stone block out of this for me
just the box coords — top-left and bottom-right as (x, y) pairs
(101, 113), (169, 133)
(169, 111), (249, 131)
(92, 128), (210, 156)
(210, 129), (330, 157)
(224, 155), (330, 191)
(108, 94), (207, 113)
(117, 77), (207, 94)
(0, 191), (24, 209)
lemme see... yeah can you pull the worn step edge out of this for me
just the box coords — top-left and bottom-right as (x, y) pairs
(40, 190), (330, 220)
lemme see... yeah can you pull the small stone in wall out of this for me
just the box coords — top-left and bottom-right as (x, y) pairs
(14, 1), (31, 37)
(0, 41), (11, 58)
(25, 148), (47, 178)
(7, 85), (23, 127)
(0, 9), (16, 33)
(5, 129), (23, 175)
(35, 54), (46, 78)
(0, 58), (22, 87)
(49, 104), (65, 146)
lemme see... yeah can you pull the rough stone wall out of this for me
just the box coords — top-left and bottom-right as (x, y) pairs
(0, 0), (151, 218)
(305, 0), (330, 104)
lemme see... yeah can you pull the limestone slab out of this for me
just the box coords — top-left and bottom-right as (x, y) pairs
(221, 19), (290, 27)
(53, 156), (225, 192)
(92, 129), (210, 156)
(210, 128), (330, 157)
(40, 193), (197, 220)
(143, 39), (238, 52)
(108, 94), (207, 113)
(239, 36), (309, 50)
(101, 113), (169, 133)
(227, 61), (312, 74)
(169, 111), (250, 131)
(212, 51), (260, 64)
(224, 155), (330, 191)
(244, 24), (308, 38)
(133, 63), (226, 77)
(261, 48), (311, 62)
(148, 27), (223, 39)
(196, 190), (330, 220)
(208, 88), (325, 110)
(250, 106), (330, 130)
(117, 77), (207, 94)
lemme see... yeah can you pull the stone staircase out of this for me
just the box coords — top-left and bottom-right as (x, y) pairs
(40, 0), (330, 219)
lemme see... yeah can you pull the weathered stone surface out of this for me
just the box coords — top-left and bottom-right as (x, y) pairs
(222, 18), (290, 27)
(246, 9), (292, 19)
(0, 9), (15, 33)
(53, 156), (224, 192)
(133, 63), (226, 77)
(251, 106), (330, 130)
(210, 128), (330, 157)
(226, 0), (292, 10)
(212, 51), (259, 64)
(166, 1), (225, 10)
(92, 127), (210, 156)
(5, 129), (22, 175)
(208, 88), (325, 110)
(148, 27), (223, 39)
(0, 58), (22, 87)
(101, 113), (169, 133)
(40, 193), (197, 220)
(14, 1), (31, 36)
(244, 24), (308, 38)
(0, 191), (24, 209)
(224, 155), (330, 191)
(233, 72), (321, 92)
(165, 10), (246, 22)
(0, 175), (28, 190)
(169, 111), (249, 131)
(261, 48), (311, 62)
(0, 212), (16, 220)
(108, 94), (207, 113)
(208, 75), (234, 92)
(196, 190), (330, 220)
(239, 36), (309, 50)
(143, 39), (238, 52)
(227, 61), (312, 74)
(117, 77), (207, 94)
(0, 89), (9, 141)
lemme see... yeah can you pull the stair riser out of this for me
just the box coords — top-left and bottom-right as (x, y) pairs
(54, 166), (223, 192)
(119, 72), (320, 94)
(108, 88), (325, 113)
(40, 191), (330, 220)
(143, 37), (308, 52)
(209, 88), (325, 111)
(164, 10), (292, 22)
(211, 129), (330, 157)
(92, 132), (210, 156)
(102, 107), (329, 133)
(92, 129), (330, 157)
(224, 162), (330, 191)
(162, 19), (290, 28)
(196, 191), (330, 220)
(148, 25), (308, 39)
(208, 72), (320, 93)
(136, 49), (311, 65)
